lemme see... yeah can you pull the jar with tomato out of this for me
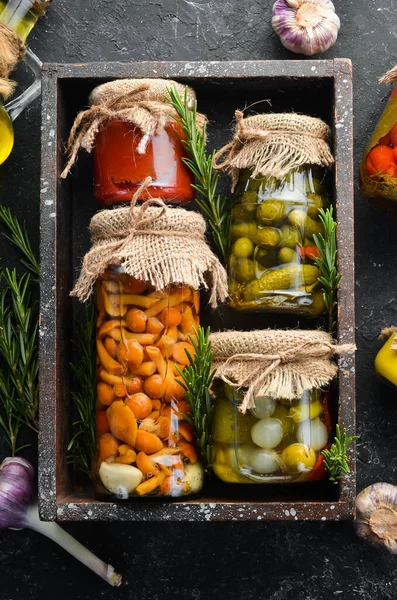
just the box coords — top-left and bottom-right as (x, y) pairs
(360, 69), (397, 216)
(61, 79), (203, 207)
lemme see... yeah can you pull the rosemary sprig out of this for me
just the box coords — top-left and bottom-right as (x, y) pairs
(0, 209), (39, 455)
(0, 206), (40, 278)
(312, 206), (341, 333)
(168, 86), (230, 265)
(67, 302), (97, 477)
(322, 424), (359, 484)
(175, 326), (215, 473)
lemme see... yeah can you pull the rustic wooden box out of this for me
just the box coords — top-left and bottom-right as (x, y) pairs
(39, 60), (355, 522)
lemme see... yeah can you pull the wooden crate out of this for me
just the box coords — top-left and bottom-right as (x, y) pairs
(39, 60), (355, 522)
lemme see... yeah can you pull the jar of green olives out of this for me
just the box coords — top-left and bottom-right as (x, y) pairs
(212, 382), (331, 484)
(214, 111), (334, 315)
(209, 330), (355, 484)
(229, 166), (329, 315)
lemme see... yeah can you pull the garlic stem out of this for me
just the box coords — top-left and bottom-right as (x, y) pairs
(24, 505), (122, 587)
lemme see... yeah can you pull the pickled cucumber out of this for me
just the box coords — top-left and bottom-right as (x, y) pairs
(212, 398), (256, 444)
(278, 247), (300, 264)
(243, 265), (320, 300)
(232, 258), (256, 283)
(279, 224), (302, 249)
(256, 200), (287, 226)
(231, 222), (281, 248)
(288, 209), (324, 239)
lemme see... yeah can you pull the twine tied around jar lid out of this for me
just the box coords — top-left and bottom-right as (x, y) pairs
(380, 327), (397, 351)
(380, 66), (397, 84)
(71, 177), (228, 307)
(210, 329), (355, 413)
(0, 22), (25, 100)
(213, 110), (334, 190)
(60, 78), (206, 178)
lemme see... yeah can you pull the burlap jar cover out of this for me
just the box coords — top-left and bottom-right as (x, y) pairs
(71, 179), (228, 306)
(213, 110), (334, 190)
(0, 22), (25, 100)
(380, 327), (397, 351)
(210, 329), (356, 414)
(61, 78), (205, 178)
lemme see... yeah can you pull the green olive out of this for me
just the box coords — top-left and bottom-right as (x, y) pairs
(232, 258), (256, 283)
(304, 175), (325, 195)
(288, 209), (324, 239)
(306, 193), (326, 219)
(278, 247), (300, 264)
(279, 224), (302, 249)
(232, 237), (255, 258)
(232, 205), (255, 222)
(231, 223), (281, 248)
(240, 191), (258, 216)
(256, 200), (287, 226)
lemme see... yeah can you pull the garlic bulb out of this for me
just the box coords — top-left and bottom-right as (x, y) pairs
(355, 482), (397, 553)
(272, 0), (340, 56)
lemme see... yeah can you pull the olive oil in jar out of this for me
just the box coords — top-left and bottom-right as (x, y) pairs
(0, 0), (51, 165)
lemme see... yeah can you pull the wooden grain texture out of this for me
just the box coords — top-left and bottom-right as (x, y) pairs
(39, 60), (355, 522)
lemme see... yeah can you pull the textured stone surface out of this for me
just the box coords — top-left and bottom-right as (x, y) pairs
(0, 0), (396, 598)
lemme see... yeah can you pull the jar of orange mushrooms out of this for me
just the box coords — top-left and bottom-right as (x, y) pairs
(71, 187), (227, 499)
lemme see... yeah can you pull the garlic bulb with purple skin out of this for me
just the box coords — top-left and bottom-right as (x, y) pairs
(355, 482), (397, 553)
(0, 457), (122, 586)
(272, 0), (340, 56)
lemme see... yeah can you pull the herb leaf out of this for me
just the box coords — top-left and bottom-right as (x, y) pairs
(0, 206), (40, 278)
(67, 302), (97, 477)
(168, 86), (230, 265)
(312, 206), (341, 334)
(0, 209), (39, 456)
(322, 424), (359, 484)
(175, 326), (215, 473)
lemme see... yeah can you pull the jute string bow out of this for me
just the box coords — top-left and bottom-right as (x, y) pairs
(380, 327), (397, 351)
(210, 330), (355, 413)
(0, 22), (25, 100)
(61, 78), (205, 178)
(213, 110), (334, 189)
(71, 178), (228, 307)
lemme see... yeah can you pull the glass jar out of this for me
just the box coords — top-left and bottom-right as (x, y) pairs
(360, 86), (397, 216)
(0, 0), (51, 165)
(93, 119), (195, 206)
(212, 381), (331, 484)
(375, 332), (397, 390)
(94, 267), (204, 498)
(228, 166), (328, 315)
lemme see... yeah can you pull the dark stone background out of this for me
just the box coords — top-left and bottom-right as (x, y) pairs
(0, 0), (397, 598)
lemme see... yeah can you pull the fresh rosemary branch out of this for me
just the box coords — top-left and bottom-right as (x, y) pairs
(322, 424), (359, 484)
(312, 206), (341, 333)
(0, 207), (40, 278)
(67, 302), (97, 477)
(0, 209), (39, 455)
(175, 326), (215, 473)
(168, 86), (230, 265)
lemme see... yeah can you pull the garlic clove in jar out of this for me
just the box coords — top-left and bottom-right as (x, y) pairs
(99, 462), (143, 498)
(183, 462), (204, 494)
(272, 0), (340, 56)
(355, 482), (397, 553)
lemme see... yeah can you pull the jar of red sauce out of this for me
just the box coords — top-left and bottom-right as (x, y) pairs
(88, 79), (197, 207)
